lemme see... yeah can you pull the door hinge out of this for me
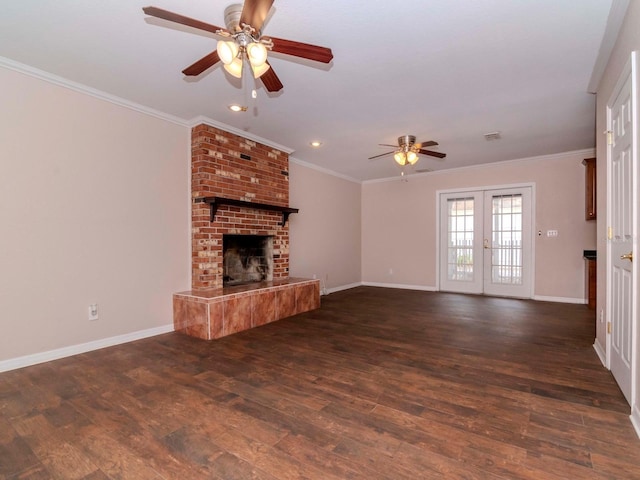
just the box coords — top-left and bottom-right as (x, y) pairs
(605, 130), (613, 145)
(607, 321), (611, 334)
(608, 226), (613, 240)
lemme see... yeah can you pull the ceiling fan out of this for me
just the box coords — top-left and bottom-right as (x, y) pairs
(369, 135), (446, 166)
(142, 0), (333, 92)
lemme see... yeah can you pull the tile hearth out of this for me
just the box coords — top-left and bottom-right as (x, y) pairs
(173, 278), (320, 340)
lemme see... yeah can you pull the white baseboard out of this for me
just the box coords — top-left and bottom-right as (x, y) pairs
(361, 282), (437, 292)
(324, 282), (363, 295)
(631, 405), (640, 439)
(0, 324), (174, 373)
(532, 295), (586, 304)
(330, 284), (587, 304)
(593, 340), (607, 367)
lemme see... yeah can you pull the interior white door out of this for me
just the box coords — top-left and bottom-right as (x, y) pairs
(608, 55), (636, 406)
(439, 187), (532, 298)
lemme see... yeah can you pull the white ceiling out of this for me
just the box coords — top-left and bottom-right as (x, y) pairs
(0, 1), (614, 181)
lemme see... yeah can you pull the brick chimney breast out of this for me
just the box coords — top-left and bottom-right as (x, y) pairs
(191, 124), (290, 290)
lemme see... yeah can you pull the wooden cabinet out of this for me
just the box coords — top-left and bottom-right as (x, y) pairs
(583, 157), (596, 220)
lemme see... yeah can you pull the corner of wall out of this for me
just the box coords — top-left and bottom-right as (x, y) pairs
(631, 404), (640, 439)
(593, 339), (607, 367)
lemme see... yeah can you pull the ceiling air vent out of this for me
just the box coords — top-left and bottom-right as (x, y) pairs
(484, 131), (501, 141)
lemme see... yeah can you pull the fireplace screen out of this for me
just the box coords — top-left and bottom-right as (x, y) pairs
(223, 235), (273, 286)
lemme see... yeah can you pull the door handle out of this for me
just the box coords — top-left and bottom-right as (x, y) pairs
(483, 239), (490, 249)
(621, 252), (633, 262)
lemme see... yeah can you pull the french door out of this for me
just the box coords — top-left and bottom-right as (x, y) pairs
(439, 187), (533, 298)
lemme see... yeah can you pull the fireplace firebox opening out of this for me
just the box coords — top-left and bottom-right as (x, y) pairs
(223, 235), (274, 286)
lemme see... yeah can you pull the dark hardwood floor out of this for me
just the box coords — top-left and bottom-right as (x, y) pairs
(2, 287), (640, 479)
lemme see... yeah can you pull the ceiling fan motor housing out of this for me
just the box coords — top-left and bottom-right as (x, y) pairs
(398, 135), (416, 148)
(224, 4), (243, 32)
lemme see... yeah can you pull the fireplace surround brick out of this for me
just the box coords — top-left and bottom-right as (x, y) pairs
(191, 123), (290, 290)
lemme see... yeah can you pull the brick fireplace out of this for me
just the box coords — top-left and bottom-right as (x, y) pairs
(190, 123), (291, 290)
(173, 123), (320, 340)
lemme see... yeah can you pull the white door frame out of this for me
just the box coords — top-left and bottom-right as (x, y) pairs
(436, 182), (536, 297)
(605, 51), (639, 408)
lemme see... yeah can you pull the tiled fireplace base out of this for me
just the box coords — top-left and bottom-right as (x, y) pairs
(173, 278), (320, 340)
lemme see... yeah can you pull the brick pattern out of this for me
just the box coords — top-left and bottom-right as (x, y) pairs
(191, 124), (291, 290)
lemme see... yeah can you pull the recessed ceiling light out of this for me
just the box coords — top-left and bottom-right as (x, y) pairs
(310, 141), (322, 147)
(228, 104), (247, 112)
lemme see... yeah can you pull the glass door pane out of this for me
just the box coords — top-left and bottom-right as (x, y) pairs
(490, 194), (523, 285)
(447, 197), (475, 282)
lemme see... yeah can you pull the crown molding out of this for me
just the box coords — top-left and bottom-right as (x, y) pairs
(188, 115), (294, 154)
(289, 156), (361, 184)
(362, 148), (596, 185)
(0, 56), (189, 126)
(0, 56), (298, 154)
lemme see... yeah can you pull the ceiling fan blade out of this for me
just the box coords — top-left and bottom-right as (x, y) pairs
(182, 51), (220, 76)
(142, 6), (226, 36)
(240, 0), (274, 33)
(267, 37), (333, 63)
(379, 143), (399, 148)
(259, 62), (283, 92)
(416, 141), (438, 149)
(419, 149), (447, 159)
(368, 151), (395, 160)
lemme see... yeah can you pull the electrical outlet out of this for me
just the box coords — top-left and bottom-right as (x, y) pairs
(88, 304), (99, 321)
(388, 268), (393, 275)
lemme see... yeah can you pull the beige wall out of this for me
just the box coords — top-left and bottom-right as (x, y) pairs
(0, 67), (190, 363)
(593, 0), (640, 415)
(289, 161), (361, 292)
(362, 150), (597, 301)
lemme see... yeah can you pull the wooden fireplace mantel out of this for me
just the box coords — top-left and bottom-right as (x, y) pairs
(195, 196), (299, 226)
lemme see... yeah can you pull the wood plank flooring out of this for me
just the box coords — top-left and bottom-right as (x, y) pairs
(2, 286), (640, 479)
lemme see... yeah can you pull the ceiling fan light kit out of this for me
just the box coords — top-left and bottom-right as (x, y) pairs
(247, 42), (268, 66)
(394, 150), (418, 166)
(223, 56), (244, 78)
(216, 40), (239, 64)
(216, 18), (271, 79)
